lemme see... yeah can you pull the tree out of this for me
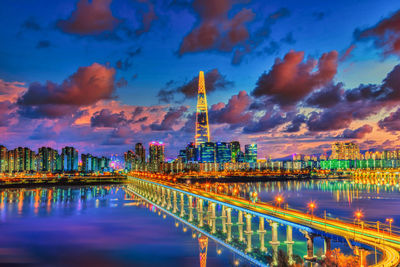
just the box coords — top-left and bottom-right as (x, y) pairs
(323, 248), (359, 267)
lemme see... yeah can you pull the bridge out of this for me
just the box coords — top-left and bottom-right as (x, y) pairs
(127, 176), (400, 266)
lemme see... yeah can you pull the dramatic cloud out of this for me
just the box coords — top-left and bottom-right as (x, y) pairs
(284, 113), (306, 133)
(338, 124), (373, 139)
(0, 80), (26, 101)
(252, 50), (338, 107)
(18, 63), (116, 118)
(157, 69), (233, 102)
(306, 109), (353, 132)
(209, 91), (253, 128)
(305, 82), (343, 108)
(150, 106), (187, 131)
(91, 109), (129, 128)
(378, 108), (400, 131)
(0, 101), (16, 127)
(179, 0), (255, 54)
(243, 109), (288, 133)
(355, 9), (400, 56)
(57, 0), (121, 36)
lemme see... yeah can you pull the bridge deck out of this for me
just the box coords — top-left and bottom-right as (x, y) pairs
(129, 176), (400, 267)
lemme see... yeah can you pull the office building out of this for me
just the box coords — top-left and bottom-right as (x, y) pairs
(200, 142), (216, 163)
(245, 144), (257, 163)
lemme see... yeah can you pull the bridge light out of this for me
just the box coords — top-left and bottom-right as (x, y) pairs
(275, 195), (284, 207)
(354, 210), (363, 220)
(308, 201), (317, 217)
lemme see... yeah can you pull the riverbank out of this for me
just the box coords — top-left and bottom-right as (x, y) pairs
(176, 174), (349, 184)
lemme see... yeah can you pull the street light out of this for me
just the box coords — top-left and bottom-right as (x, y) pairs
(308, 201), (317, 219)
(355, 210), (363, 224)
(386, 218), (394, 235)
(354, 210), (363, 238)
(275, 195), (284, 208)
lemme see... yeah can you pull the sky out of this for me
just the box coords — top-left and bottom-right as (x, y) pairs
(1, 0), (400, 159)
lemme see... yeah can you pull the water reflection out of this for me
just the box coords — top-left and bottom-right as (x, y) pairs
(0, 183), (384, 266)
(0, 186), (235, 266)
(196, 180), (400, 228)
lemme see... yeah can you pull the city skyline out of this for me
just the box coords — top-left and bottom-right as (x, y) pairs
(1, 1), (400, 158)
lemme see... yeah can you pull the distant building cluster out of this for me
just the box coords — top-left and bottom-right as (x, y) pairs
(296, 142), (400, 170)
(0, 145), (110, 174)
(124, 141), (259, 173)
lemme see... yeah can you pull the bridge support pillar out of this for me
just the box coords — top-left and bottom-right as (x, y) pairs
(257, 216), (266, 252)
(167, 189), (171, 210)
(269, 221), (280, 246)
(210, 203), (216, 234)
(303, 232), (316, 262)
(244, 214), (253, 253)
(226, 208), (232, 243)
(284, 225), (295, 265)
(188, 196), (193, 222)
(180, 193), (185, 217)
(322, 236), (331, 259)
(173, 191), (178, 213)
(221, 206), (227, 234)
(161, 188), (166, 207)
(238, 210), (244, 242)
(198, 199), (204, 227)
(355, 247), (371, 267)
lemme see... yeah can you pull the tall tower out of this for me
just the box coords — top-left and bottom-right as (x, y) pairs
(195, 71), (210, 148)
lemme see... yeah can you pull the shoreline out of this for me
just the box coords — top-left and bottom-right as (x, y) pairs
(176, 175), (350, 184)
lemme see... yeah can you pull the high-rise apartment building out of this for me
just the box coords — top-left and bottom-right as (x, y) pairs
(38, 147), (60, 172)
(330, 142), (360, 160)
(149, 141), (165, 164)
(135, 143), (145, 163)
(0, 145), (7, 173)
(62, 146), (78, 172)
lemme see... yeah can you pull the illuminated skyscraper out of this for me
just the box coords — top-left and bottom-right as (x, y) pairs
(149, 141), (165, 164)
(185, 142), (197, 162)
(200, 142), (216, 163)
(229, 141), (241, 163)
(135, 143), (145, 163)
(195, 71), (210, 148)
(0, 145), (7, 173)
(62, 146), (78, 172)
(216, 142), (231, 163)
(245, 144), (258, 163)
